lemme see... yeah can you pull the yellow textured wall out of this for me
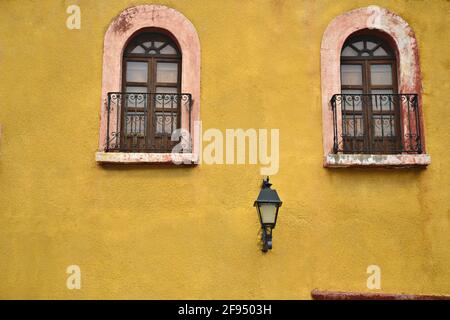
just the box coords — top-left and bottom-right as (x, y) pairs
(0, 0), (449, 299)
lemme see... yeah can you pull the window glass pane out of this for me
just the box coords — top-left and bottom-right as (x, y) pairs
(342, 89), (363, 111)
(366, 41), (377, 50)
(126, 62), (148, 83)
(373, 47), (388, 56)
(155, 113), (178, 135)
(341, 46), (358, 56)
(371, 89), (394, 111)
(341, 65), (362, 86)
(160, 44), (177, 55)
(353, 41), (364, 50)
(142, 41), (152, 47)
(373, 115), (395, 137)
(154, 41), (164, 48)
(343, 115), (364, 137)
(156, 62), (178, 83)
(156, 87), (178, 94)
(155, 87), (178, 109)
(126, 86), (148, 93)
(342, 89), (363, 95)
(126, 86), (147, 109)
(130, 45), (145, 54)
(371, 64), (392, 85)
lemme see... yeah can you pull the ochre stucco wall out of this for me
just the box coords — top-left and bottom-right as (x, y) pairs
(0, 0), (449, 299)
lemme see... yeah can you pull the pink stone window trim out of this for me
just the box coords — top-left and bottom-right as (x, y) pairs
(97, 5), (200, 163)
(95, 152), (198, 164)
(321, 6), (429, 168)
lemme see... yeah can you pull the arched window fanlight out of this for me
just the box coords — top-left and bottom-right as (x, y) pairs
(125, 33), (181, 57)
(341, 36), (393, 58)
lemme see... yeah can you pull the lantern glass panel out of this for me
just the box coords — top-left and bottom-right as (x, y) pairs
(259, 203), (277, 225)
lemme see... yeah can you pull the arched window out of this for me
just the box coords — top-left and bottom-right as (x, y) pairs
(96, 5), (201, 164)
(321, 6), (430, 167)
(340, 34), (400, 154)
(121, 31), (183, 152)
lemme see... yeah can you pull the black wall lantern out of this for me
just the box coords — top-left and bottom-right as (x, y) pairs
(254, 177), (282, 252)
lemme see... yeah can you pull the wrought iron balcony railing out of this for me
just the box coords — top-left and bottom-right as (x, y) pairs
(105, 92), (192, 153)
(331, 94), (423, 154)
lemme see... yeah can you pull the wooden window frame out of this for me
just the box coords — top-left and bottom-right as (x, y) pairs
(340, 35), (401, 154)
(121, 32), (182, 153)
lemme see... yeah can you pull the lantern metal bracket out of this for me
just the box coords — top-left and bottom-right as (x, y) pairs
(261, 226), (273, 252)
(260, 177), (274, 253)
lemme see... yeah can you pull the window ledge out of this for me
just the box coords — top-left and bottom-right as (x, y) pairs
(325, 153), (431, 168)
(95, 152), (198, 165)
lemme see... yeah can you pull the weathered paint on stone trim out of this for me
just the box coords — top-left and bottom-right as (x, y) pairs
(325, 153), (431, 168)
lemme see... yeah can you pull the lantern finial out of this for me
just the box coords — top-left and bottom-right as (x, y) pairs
(262, 176), (272, 188)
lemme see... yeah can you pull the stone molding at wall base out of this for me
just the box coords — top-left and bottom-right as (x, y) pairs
(95, 152), (199, 165)
(311, 289), (450, 300)
(325, 153), (431, 168)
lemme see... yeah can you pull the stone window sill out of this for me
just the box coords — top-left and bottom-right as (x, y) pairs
(95, 152), (198, 165)
(325, 153), (431, 168)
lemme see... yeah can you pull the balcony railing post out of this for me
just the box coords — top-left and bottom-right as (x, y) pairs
(117, 93), (122, 150)
(189, 95), (192, 153)
(413, 94), (422, 154)
(331, 95), (338, 154)
(106, 93), (111, 151)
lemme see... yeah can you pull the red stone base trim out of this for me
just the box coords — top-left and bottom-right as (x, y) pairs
(311, 289), (450, 300)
